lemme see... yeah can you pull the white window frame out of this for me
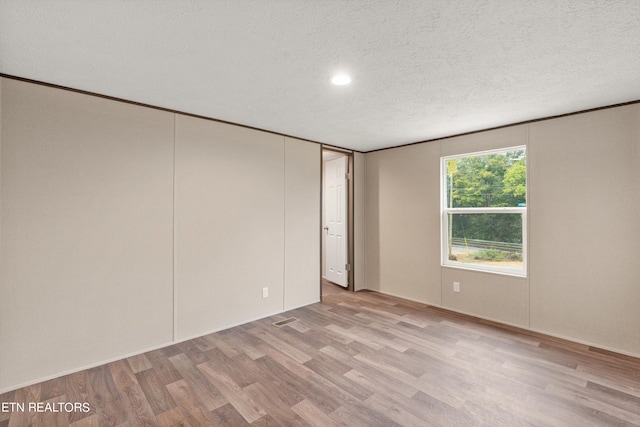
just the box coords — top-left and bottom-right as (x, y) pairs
(441, 146), (527, 277)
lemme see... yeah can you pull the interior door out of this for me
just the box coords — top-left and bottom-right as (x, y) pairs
(325, 156), (348, 287)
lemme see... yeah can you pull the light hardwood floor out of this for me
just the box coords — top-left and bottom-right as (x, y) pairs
(2, 281), (640, 426)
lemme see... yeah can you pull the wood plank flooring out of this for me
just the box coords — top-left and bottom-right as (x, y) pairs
(2, 281), (640, 426)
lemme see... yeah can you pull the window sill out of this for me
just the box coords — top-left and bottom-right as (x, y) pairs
(441, 262), (527, 278)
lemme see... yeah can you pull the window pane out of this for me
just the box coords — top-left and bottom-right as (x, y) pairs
(447, 213), (524, 272)
(446, 150), (526, 208)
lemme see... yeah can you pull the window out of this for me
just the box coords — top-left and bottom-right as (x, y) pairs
(441, 146), (527, 276)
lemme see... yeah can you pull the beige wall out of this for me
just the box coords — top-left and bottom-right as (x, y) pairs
(0, 79), (175, 390)
(174, 115), (286, 340)
(364, 141), (442, 304)
(284, 137), (321, 309)
(2, 74), (637, 394)
(364, 105), (640, 356)
(528, 105), (640, 355)
(0, 79), (321, 392)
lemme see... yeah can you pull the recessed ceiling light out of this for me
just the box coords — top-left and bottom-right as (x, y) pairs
(331, 74), (351, 85)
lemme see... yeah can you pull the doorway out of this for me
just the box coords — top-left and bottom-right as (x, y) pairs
(322, 148), (354, 292)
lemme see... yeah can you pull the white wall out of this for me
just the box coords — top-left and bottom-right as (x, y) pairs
(0, 79), (321, 392)
(364, 105), (640, 356)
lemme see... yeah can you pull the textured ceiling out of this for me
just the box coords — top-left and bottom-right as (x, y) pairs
(1, 0), (639, 152)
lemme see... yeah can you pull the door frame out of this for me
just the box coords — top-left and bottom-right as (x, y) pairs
(321, 146), (355, 296)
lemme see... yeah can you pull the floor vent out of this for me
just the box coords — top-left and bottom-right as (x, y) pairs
(272, 317), (298, 327)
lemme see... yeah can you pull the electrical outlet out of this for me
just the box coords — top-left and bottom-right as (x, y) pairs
(262, 287), (269, 299)
(453, 282), (460, 293)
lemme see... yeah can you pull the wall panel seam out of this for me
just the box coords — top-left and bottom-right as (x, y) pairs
(172, 113), (177, 342)
(283, 137), (286, 311)
(526, 123), (531, 329)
